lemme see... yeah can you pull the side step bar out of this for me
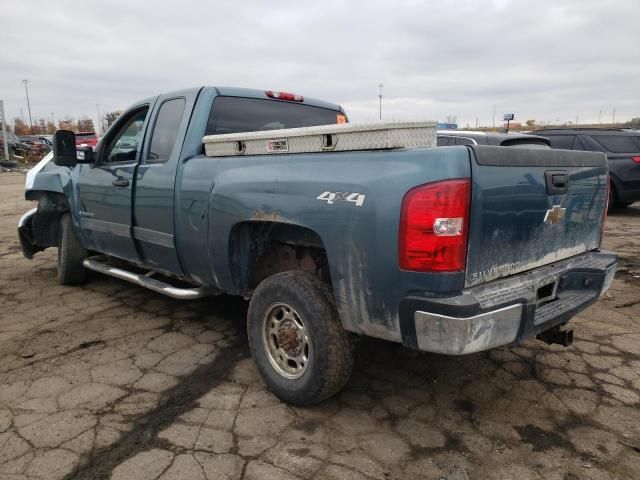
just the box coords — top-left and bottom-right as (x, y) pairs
(83, 256), (210, 300)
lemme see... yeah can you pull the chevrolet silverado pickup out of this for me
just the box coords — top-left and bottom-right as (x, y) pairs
(18, 86), (617, 405)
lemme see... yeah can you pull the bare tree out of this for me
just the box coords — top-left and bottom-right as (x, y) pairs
(13, 118), (30, 135)
(105, 111), (122, 128)
(77, 118), (95, 133)
(58, 116), (76, 132)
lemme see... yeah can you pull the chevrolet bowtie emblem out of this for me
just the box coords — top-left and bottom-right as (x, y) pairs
(544, 205), (566, 225)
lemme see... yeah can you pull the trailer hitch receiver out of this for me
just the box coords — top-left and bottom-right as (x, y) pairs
(537, 326), (574, 347)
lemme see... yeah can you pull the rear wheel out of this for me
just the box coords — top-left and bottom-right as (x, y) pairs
(57, 214), (87, 285)
(609, 185), (631, 210)
(247, 271), (355, 405)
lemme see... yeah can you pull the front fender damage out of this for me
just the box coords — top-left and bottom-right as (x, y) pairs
(17, 193), (70, 259)
(17, 208), (41, 259)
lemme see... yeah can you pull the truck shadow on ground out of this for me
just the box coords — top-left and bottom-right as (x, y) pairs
(608, 205), (640, 218)
(56, 269), (640, 479)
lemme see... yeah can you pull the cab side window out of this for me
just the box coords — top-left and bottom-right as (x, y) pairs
(103, 108), (149, 163)
(147, 98), (186, 163)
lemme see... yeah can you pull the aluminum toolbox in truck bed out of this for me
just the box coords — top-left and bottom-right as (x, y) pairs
(202, 121), (437, 157)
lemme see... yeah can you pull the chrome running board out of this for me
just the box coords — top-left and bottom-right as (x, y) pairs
(83, 256), (210, 300)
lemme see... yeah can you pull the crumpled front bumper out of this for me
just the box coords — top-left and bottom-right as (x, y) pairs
(17, 207), (39, 259)
(399, 250), (617, 355)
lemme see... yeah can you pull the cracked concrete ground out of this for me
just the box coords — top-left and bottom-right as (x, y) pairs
(1, 171), (639, 480)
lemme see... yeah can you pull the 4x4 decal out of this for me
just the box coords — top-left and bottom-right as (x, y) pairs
(316, 191), (366, 207)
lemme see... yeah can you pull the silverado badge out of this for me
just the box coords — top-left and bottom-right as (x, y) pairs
(544, 205), (566, 225)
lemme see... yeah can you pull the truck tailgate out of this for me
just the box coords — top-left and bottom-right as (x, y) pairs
(465, 146), (608, 287)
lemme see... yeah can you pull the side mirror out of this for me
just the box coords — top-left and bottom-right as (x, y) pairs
(53, 130), (78, 167)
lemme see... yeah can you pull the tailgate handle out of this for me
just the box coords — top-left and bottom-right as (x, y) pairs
(545, 170), (568, 195)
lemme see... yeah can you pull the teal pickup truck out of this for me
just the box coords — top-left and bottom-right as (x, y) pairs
(18, 86), (617, 405)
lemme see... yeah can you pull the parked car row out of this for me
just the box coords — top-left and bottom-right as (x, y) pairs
(0, 131), (102, 161)
(0, 132), (31, 158)
(436, 128), (640, 209)
(0, 132), (55, 159)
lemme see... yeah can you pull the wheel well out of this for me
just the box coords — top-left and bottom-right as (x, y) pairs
(28, 191), (70, 248)
(229, 222), (331, 295)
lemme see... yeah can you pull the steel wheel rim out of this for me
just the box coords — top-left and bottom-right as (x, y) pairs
(262, 302), (310, 379)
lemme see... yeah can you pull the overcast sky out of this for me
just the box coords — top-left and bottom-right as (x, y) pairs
(1, 0), (639, 129)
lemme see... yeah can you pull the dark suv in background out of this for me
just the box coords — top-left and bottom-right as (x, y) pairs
(533, 128), (640, 208)
(437, 130), (551, 148)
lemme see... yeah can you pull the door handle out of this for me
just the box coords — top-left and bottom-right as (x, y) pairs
(545, 170), (568, 195)
(112, 178), (129, 187)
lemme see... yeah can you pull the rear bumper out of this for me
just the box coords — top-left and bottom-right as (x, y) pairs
(399, 251), (617, 355)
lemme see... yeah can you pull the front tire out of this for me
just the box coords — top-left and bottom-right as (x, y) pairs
(247, 271), (355, 406)
(57, 214), (87, 285)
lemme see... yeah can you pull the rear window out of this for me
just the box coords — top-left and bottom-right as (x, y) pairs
(500, 138), (550, 149)
(592, 135), (640, 153)
(546, 135), (577, 149)
(77, 133), (97, 139)
(205, 96), (344, 135)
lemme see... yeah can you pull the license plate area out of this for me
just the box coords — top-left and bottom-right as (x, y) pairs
(536, 279), (558, 306)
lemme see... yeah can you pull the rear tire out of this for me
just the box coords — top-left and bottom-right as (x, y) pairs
(57, 214), (87, 285)
(247, 271), (355, 406)
(609, 184), (631, 210)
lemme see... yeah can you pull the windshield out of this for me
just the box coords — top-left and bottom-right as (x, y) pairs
(205, 96), (345, 135)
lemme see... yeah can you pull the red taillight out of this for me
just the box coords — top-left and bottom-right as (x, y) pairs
(265, 90), (304, 102)
(399, 179), (471, 272)
(631, 156), (640, 164)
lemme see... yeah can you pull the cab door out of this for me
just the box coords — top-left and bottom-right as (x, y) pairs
(75, 102), (154, 262)
(133, 89), (199, 275)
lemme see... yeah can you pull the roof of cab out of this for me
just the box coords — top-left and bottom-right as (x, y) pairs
(128, 87), (344, 114)
(212, 86), (344, 112)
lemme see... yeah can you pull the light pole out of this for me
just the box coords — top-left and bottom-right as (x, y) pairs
(1, 101), (9, 160)
(377, 84), (384, 121)
(22, 79), (34, 135)
(95, 104), (101, 135)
